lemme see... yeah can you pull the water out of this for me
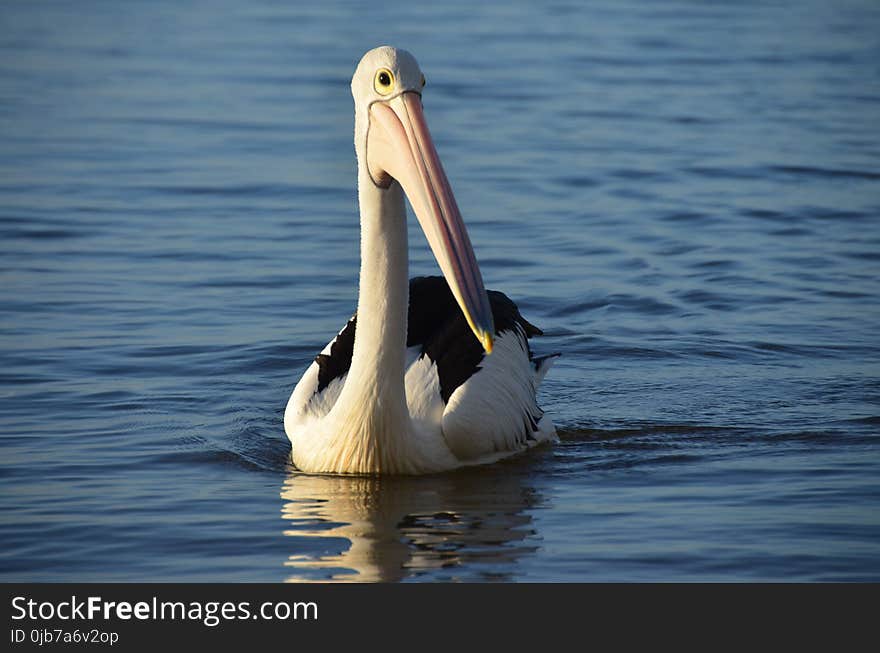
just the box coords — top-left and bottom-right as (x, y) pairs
(2, 0), (879, 582)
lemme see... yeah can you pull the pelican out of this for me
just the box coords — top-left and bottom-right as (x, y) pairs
(284, 46), (558, 474)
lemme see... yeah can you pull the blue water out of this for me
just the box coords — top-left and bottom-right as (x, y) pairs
(2, 0), (879, 582)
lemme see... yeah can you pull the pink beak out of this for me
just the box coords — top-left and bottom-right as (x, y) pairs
(367, 92), (494, 353)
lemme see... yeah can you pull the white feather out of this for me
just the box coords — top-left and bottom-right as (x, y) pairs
(285, 324), (556, 474)
(442, 327), (557, 460)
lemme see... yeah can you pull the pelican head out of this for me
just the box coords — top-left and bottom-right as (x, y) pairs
(351, 46), (494, 353)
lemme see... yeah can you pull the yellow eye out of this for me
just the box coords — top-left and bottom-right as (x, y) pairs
(374, 68), (394, 94)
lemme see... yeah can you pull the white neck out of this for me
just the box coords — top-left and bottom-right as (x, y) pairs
(348, 169), (410, 406)
(324, 166), (418, 473)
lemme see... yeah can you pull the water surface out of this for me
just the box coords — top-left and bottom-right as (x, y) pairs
(1, 0), (879, 581)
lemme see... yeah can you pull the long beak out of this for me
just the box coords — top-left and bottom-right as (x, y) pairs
(368, 92), (494, 353)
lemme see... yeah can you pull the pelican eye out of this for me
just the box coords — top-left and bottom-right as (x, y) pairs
(420, 73), (426, 87)
(374, 68), (394, 94)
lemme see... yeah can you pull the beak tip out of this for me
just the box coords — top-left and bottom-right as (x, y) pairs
(481, 331), (494, 355)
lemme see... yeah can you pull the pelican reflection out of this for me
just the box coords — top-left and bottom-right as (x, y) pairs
(279, 463), (545, 582)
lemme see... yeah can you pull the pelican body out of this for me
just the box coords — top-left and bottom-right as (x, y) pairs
(284, 46), (557, 474)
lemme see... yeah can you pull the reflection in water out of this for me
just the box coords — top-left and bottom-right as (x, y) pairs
(279, 464), (545, 582)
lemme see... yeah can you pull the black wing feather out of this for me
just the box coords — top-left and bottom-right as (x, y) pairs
(315, 316), (357, 393)
(411, 277), (541, 403)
